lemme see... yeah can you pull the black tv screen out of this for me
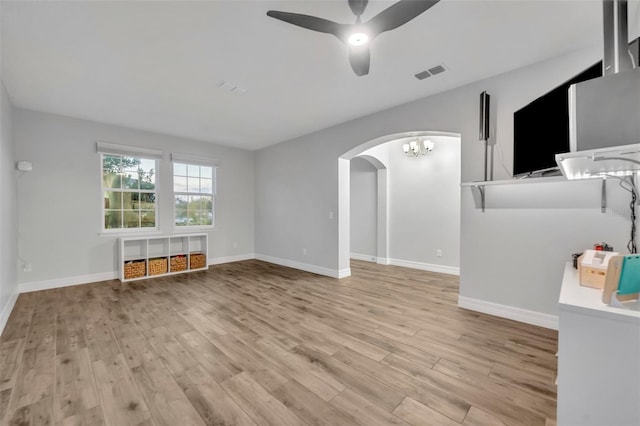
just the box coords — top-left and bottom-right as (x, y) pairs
(513, 62), (602, 177)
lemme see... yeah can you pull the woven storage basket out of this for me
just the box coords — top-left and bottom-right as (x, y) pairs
(124, 260), (146, 279)
(170, 255), (187, 272)
(190, 252), (206, 270)
(148, 257), (168, 276)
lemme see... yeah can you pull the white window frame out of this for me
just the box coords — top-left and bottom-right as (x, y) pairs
(171, 153), (218, 231)
(98, 142), (163, 234)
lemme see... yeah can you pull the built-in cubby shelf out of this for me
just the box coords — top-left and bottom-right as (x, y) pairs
(119, 233), (208, 282)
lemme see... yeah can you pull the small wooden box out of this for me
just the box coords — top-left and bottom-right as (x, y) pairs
(148, 257), (168, 276)
(578, 250), (619, 289)
(190, 252), (206, 270)
(124, 259), (146, 279)
(170, 255), (187, 272)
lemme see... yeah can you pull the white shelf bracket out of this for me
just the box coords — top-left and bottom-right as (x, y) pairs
(471, 185), (486, 212)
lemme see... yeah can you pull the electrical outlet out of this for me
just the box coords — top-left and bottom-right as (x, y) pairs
(233, 242), (238, 249)
(302, 248), (307, 256)
(436, 249), (442, 257)
(329, 211), (334, 219)
(22, 263), (32, 272)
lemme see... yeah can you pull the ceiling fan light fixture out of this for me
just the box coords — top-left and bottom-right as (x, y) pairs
(348, 32), (369, 46)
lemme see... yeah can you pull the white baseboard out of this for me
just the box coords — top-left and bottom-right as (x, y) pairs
(376, 257), (390, 265)
(458, 295), (558, 330)
(338, 268), (351, 279)
(19, 271), (118, 294)
(0, 291), (19, 336)
(388, 258), (460, 276)
(208, 253), (255, 265)
(255, 254), (342, 278)
(350, 253), (377, 262)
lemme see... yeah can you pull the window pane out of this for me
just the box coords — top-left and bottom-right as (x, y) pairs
(104, 191), (122, 209)
(123, 156), (141, 172)
(140, 172), (155, 190)
(104, 210), (122, 229)
(103, 155), (122, 172)
(123, 173), (140, 190)
(123, 211), (140, 228)
(122, 193), (138, 210)
(187, 177), (199, 193)
(201, 211), (213, 226)
(103, 172), (121, 189)
(175, 195), (188, 226)
(174, 175), (187, 192)
(201, 166), (212, 179)
(174, 163), (187, 176)
(190, 195), (212, 211)
(139, 159), (155, 174)
(188, 164), (200, 177)
(139, 193), (155, 210)
(141, 210), (155, 227)
(200, 178), (213, 194)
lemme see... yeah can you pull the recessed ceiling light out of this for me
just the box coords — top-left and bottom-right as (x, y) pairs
(348, 32), (369, 46)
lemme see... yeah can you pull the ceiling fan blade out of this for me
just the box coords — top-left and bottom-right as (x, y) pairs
(349, 46), (370, 76)
(348, 0), (369, 19)
(366, 0), (439, 37)
(266, 10), (347, 38)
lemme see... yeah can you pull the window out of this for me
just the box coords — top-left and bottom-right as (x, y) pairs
(102, 154), (157, 230)
(173, 162), (215, 227)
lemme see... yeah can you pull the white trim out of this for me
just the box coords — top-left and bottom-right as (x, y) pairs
(350, 252), (377, 262)
(19, 271), (118, 294)
(376, 257), (390, 265)
(338, 268), (352, 279)
(171, 153), (220, 167)
(388, 258), (460, 276)
(458, 295), (559, 330)
(97, 141), (163, 159)
(208, 253), (255, 265)
(0, 291), (19, 336)
(255, 254), (341, 278)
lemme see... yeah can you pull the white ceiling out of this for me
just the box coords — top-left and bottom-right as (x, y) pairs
(2, 0), (639, 150)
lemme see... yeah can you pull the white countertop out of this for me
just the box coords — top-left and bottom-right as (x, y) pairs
(559, 262), (640, 323)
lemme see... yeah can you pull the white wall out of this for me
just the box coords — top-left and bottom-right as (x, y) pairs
(353, 136), (461, 272)
(386, 136), (460, 270)
(350, 157), (377, 259)
(13, 109), (255, 289)
(0, 82), (18, 332)
(255, 45), (634, 324)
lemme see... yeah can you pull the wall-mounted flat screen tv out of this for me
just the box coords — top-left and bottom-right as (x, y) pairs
(513, 62), (602, 177)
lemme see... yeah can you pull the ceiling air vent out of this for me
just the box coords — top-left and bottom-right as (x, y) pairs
(414, 70), (431, 80)
(414, 64), (446, 80)
(428, 65), (446, 75)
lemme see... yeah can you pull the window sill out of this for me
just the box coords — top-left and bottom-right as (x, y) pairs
(99, 229), (162, 237)
(172, 226), (215, 233)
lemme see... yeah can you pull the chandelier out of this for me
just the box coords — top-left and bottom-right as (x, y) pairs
(402, 138), (434, 157)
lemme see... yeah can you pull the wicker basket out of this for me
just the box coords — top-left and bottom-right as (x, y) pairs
(124, 259), (146, 279)
(170, 255), (187, 272)
(148, 257), (168, 276)
(190, 252), (206, 270)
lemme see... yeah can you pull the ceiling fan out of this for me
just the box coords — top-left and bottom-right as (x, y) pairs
(266, 0), (440, 77)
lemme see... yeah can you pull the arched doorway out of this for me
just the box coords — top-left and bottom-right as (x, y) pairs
(338, 131), (461, 277)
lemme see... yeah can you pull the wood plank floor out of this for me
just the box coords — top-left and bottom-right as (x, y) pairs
(0, 260), (558, 426)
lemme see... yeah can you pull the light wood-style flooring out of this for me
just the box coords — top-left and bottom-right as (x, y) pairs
(1, 260), (558, 426)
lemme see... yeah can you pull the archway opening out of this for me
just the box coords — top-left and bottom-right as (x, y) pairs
(339, 131), (461, 278)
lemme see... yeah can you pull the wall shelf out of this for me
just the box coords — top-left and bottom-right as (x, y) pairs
(119, 233), (208, 282)
(462, 176), (607, 212)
